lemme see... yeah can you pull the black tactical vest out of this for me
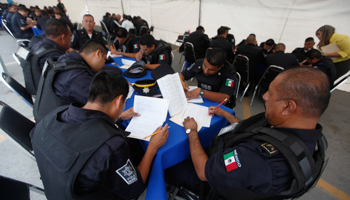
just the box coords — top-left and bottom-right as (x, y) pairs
(33, 58), (95, 122)
(147, 40), (172, 65)
(207, 113), (328, 200)
(31, 106), (128, 200)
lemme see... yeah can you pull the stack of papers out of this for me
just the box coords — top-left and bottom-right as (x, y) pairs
(120, 59), (136, 69)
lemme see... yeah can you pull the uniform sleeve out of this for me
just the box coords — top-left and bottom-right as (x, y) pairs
(131, 41), (140, 53)
(18, 17), (27, 28)
(218, 71), (236, 97)
(98, 137), (145, 199)
(157, 49), (170, 64)
(205, 145), (273, 193)
(181, 63), (196, 80)
(66, 70), (93, 104)
(70, 31), (79, 49)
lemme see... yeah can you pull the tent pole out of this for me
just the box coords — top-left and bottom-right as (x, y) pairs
(198, 0), (201, 25)
(121, 0), (125, 15)
(85, 0), (89, 13)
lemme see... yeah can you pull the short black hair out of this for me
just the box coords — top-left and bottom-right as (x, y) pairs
(217, 27), (227, 35)
(88, 70), (129, 104)
(45, 18), (70, 38)
(105, 12), (111, 16)
(116, 27), (128, 38)
(196, 26), (204, 32)
(206, 48), (226, 67)
(140, 34), (156, 48)
(277, 67), (330, 118)
(265, 39), (275, 46)
(80, 39), (108, 56)
(47, 10), (54, 14)
(17, 6), (27, 12)
(306, 49), (322, 60)
(305, 37), (314, 42)
(83, 14), (94, 21)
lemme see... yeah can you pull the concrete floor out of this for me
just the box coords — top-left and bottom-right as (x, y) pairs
(0, 29), (349, 200)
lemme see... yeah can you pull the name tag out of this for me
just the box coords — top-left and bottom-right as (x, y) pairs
(218, 122), (239, 136)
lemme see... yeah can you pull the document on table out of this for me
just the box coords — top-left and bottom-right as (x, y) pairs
(126, 96), (169, 141)
(120, 59), (136, 69)
(321, 43), (340, 60)
(107, 51), (122, 58)
(127, 84), (135, 99)
(157, 73), (188, 117)
(170, 103), (212, 129)
(187, 86), (203, 103)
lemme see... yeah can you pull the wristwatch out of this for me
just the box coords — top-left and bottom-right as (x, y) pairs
(186, 129), (195, 135)
(199, 88), (205, 96)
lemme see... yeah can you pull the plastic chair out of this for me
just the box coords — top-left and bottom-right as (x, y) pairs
(0, 101), (35, 159)
(0, 55), (10, 75)
(180, 42), (196, 72)
(0, 73), (34, 107)
(250, 65), (284, 106)
(331, 73), (350, 92)
(233, 54), (250, 102)
(139, 26), (149, 36)
(0, 175), (44, 199)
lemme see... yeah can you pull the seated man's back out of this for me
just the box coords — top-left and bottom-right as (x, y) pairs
(210, 27), (234, 62)
(266, 43), (299, 70)
(179, 26), (210, 62)
(11, 7), (35, 39)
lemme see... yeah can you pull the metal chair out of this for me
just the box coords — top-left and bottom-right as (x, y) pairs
(0, 175), (44, 199)
(250, 65), (284, 106)
(12, 52), (20, 65)
(180, 42), (196, 72)
(1, 18), (30, 48)
(233, 54), (250, 102)
(149, 26), (154, 35)
(0, 55), (10, 75)
(171, 52), (174, 66)
(235, 72), (241, 99)
(0, 101), (35, 159)
(100, 20), (112, 44)
(331, 73), (350, 92)
(0, 73), (34, 107)
(139, 26), (149, 36)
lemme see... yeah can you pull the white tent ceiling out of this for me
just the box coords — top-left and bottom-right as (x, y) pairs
(2, 0), (350, 52)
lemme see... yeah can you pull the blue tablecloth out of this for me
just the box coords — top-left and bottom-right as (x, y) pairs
(109, 56), (235, 200)
(32, 27), (43, 36)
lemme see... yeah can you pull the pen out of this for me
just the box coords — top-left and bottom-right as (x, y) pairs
(208, 98), (228, 115)
(113, 44), (116, 49)
(179, 75), (189, 90)
(143, 126), (171, 139)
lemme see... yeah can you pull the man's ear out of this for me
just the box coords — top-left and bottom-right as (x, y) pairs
(114, 95), (124, 110)
(94, 49), (102, 58)
(281, 100), (297, 116)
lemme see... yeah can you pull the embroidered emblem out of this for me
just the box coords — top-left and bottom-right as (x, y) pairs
(225, 79), (234, 87)
(159, 54), (165, 60)
(143, 87), (150, 94)
(261, 143), (278, 155)
(223, 149), (242, 172)
(116, 159), (138, 185)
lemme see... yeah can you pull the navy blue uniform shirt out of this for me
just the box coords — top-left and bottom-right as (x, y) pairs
(54, 50), (96, 104)
(209, 36), (234, 62)
(5, 11), (14, 30)
(205, 125), (322, 195)
(58, 103), (145, 199)
(31, 37), (66, 70)
(266, 50), (300, 70)
(11, 12), (34, 39)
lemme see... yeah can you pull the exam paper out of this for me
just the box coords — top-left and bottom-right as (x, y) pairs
(119, 59), (136, 69)
(126, 96), (169, 141)
(187, 86), (203, 103)
(179, 103), (212, 127)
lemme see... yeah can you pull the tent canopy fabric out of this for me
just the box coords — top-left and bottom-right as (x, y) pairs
(3, 0), (350, 52)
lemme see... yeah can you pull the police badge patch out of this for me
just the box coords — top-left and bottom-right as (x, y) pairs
(116, 159), (138, 185)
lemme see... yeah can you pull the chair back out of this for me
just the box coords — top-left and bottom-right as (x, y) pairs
(0, 73), (34, 107)
(233, 54), (250, 84)
(129, 28), (136, 35)
(100, 20), (109, 34)
(0, 101), (35, 157)
(1, 18), (15, 38)
(331, 73), (350, 92)
(139, 26), (149, 36)
(149, 26), (154, 34)
(184, 42), (196, 64)
(171, 52), (174, 66)
(0, 175), (44, 198)
(0, 55), (9, 75)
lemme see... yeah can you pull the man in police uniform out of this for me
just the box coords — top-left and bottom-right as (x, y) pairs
(166, 67), (330, 199)
(69, 14), (107, 52)
(266, 43), (300, 70)
(11, 6), (35, 39)
(135, 34), (172, 70)
(179, 26), (210, 63)
(306, 49), (336, 88)
(259, 38), (276, 55)
(180, 48), (237, 106)
(110, 27), (140, 58)
(5, 4), (16, 31)
(33, 40), (108, 122)
(31, 70), (169, 200)
(209, 26), (234, 62)
(292, 37), (315, 64)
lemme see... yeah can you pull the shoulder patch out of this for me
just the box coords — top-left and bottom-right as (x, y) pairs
(223, 149), (242, 172)
(225, 78), (234, 87)
(159, 54), (165, 60)
(116, 159), (138, 185)
(261, 143), (278, 155)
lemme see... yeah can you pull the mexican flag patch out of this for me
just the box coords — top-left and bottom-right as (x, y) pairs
(133, 44), (139, 49)
(225, 79), (234, 87)
(223, 150), (242, 172)
(159, 54), (165, 60)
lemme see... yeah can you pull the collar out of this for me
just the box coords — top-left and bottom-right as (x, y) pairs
(42, 37), (65, 52)
(67, 50), (89, 65)
(247, 43), (256, 46)
(274, 50), (285, 54)
(59, 103), (116, 127)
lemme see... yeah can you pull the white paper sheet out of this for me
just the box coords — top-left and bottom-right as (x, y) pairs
(127, 84), (135, 99)
(178, 103), (212, 127)
(157, 73), (188, 116)
(126, 96), (169, 141)
(122, 59), (136, 66)
(187, 86), (203, 103)
(321, 43), (341, 60)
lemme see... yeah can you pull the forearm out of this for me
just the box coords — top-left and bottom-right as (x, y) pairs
(223, 111), (241, 124)
(188, 131), (208, 181)
(145, 63), (160, 70)
(324, 52), (341, 58)
(203, 90), (230, 104)
(20, 24), (32, 30)
(137, 147), (157, 183)
(123, 52), (137, 58)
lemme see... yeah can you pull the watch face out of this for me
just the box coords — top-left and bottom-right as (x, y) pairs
(186, 129), (191, 134)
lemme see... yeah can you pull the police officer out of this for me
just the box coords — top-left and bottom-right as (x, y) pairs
(179, 26), (210, 63)
(260, 38), (276, 55)
(306, 49), (336, 88)
(5, 4), (16, 31)
(180, 48), (237, 107)
(166, 67), (330, 199)
(33, 40), (108, 122)
(70, 14), (107, 51)
(11, 6), (35, 39)
(266, 43), (300, 70)
(135, 34), (172, 70)
(22, 19), (71, 95)
(31, 70), (169, 200)
(209, 27), (234, 62)
(110, 27), (140, 59)
(292, 37), (315, 64)
(211, 26), (236, 47)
